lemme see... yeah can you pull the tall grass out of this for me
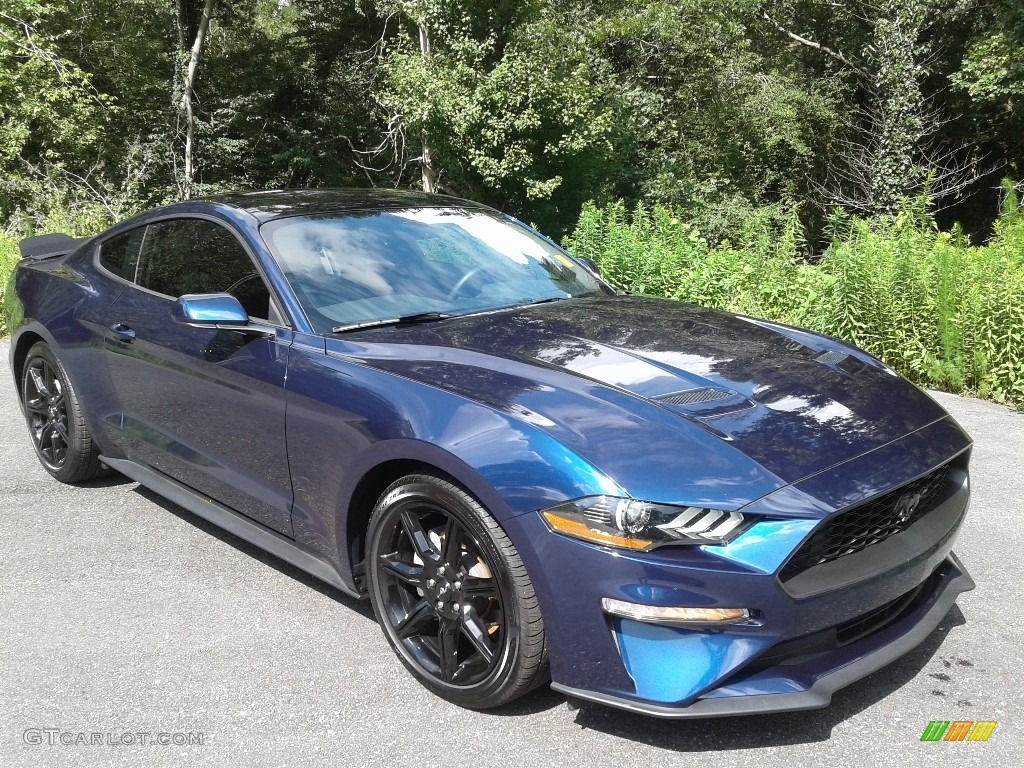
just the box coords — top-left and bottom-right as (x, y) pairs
(0, 234), (20, 337)
(565, 195), (1024, 406)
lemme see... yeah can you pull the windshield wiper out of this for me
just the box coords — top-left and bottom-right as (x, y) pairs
(331, 312), (454, 334)
(517, 296), (569, 307)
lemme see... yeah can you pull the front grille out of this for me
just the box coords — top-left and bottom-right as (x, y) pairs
(780, 463), (951, 581)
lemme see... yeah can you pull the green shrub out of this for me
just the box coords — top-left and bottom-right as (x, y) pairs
(0, 234), (20, 337)
(1, 187), (122, 338)
(565, 194), (1024, 406)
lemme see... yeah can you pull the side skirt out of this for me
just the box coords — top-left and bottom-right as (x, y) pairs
(100, 455), (363, 600)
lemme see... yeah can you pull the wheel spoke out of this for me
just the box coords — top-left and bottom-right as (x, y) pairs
(438, 620), (460, 681)
(38, 423), (55, 460)
(28, 366), (49, 398)
(44, 365), (56, 399)
(25, 399), (49, 415)
(400, 510), (436, 560)
(394, 599), (435, 640)
(441, 515), (463, 568)
(459, 606), (497, 664)
(52, 421), (70, 448)
(450, 655), (489, 684)
(377, 553), (424, 586)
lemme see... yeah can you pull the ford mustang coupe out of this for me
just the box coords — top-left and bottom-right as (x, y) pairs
(7, 189), (973, 717)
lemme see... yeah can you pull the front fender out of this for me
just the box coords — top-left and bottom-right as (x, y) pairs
(284, 336), (626, 590)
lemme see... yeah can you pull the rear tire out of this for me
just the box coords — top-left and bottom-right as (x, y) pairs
(21, 342), (106, 483)
(366, 474), (548, 708)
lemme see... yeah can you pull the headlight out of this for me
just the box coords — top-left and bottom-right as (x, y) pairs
(540, 496), (749, 552)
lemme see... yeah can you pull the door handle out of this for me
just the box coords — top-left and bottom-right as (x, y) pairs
(109, 323), (136, 343)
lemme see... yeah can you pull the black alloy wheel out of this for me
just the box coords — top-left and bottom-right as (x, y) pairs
(21, 342), (106, 483)
(366, 474), (548, 708)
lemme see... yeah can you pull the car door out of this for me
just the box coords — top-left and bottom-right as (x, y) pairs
(75, 225), (146, 453)
(103, 216), (294, 536)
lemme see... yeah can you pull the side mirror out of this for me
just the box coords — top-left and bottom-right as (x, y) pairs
(172, 293), (270, 335)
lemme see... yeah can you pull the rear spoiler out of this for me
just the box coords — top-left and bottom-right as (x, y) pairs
(18, 233), (89, 261)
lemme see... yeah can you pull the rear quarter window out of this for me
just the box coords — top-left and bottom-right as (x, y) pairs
(98, 227), (145, 281)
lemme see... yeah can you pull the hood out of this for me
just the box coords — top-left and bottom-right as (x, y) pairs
(327, 296), (949, 499)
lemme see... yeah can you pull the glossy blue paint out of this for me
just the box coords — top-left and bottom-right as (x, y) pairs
(284, 335), (630, 575)
(504, 480), (968, 704)
(172, 293), (249, 324)
(614, 618), (776, 703)
(704, 518), (819, 574)
(7, 189), (976, 718)
(104, 283), (294, 535)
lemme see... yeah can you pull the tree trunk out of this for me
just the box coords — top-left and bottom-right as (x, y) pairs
(418, 22), (437, 193)
(868, 0), (925, 216)
(175, 0), (215, 200)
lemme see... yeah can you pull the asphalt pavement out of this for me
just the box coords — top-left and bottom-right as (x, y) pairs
(1, 337), (1021, 767)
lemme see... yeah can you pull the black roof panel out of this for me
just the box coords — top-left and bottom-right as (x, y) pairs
(206, 188), (487, 221)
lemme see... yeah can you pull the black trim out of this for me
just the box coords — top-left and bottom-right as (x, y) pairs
(99, 456), (362, 599)
(551, 553), (974, 719)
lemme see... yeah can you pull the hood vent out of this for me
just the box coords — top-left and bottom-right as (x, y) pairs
(815, 350), (849, 367)
(815, 349), (870, 375)
(655, 387), (735, 406)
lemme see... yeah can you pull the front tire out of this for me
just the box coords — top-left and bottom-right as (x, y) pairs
(366, 474), (548, 708)
(21, 342), (106, 483)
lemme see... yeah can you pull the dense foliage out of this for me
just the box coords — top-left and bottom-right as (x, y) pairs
(2, 0), (1022, 236)
(1, 1), (1022, 402)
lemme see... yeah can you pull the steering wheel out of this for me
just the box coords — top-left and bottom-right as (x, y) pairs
(446, 266), (487, 301)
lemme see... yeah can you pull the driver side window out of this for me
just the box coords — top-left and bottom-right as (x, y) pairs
(137, 218), (275, 322)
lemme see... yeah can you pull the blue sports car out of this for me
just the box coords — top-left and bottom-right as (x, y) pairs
(7, 189), (973, 716)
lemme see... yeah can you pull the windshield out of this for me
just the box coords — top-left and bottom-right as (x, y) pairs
(260, 207), (612, 334)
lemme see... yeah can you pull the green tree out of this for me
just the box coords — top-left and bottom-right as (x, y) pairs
(951, 0), (1024, 201)
(0, 1), (113, 221)
(365, 0), (620, 234)
(591, 0), (842, 238)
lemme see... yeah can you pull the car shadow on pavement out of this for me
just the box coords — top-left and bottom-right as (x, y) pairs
(131, 484), (376, 622)
(568, 606), (967, 748)
(77, 470), (138, 489)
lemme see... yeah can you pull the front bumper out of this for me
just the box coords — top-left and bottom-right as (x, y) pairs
(551, 552), (973, 717)
(504, 416), (974, 718)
